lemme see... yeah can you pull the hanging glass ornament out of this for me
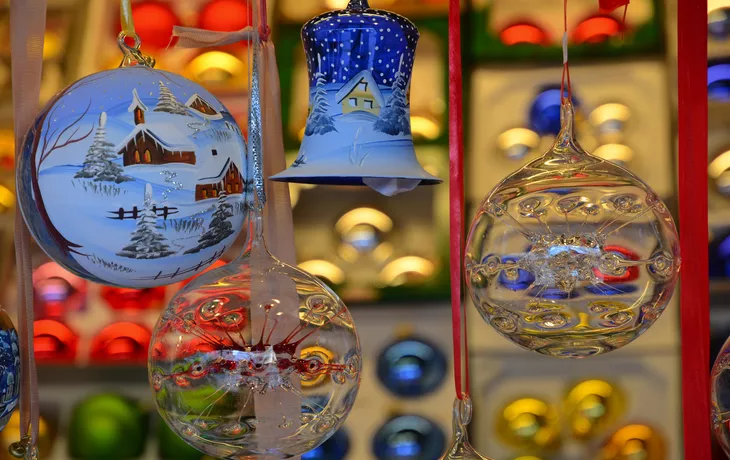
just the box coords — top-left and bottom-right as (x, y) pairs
(16, 33), (248, 288)
(440, 397), (493, 460)
(149, 208), (361, 458)
(269, 0), (441, 196)
(464, 100), (680, 358)
(0, 310), (19, 432)
(712, 336), (730, 456)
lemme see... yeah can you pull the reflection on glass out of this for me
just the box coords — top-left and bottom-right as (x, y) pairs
(710, 7), (730, 39)
(377, 337), (447, 397)
(372, 414), (446, 460)
(302, 429), (350, 460)
(709, 63), (730, 102)
(496, 397), (560, 450)
(600, 424), (665, 460)
(564, 380), (625, 440)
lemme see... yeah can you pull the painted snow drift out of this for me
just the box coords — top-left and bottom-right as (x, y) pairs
(270, 0), (441, 189)
(0, 311), (19, 432)
(17, 67), (249, 288)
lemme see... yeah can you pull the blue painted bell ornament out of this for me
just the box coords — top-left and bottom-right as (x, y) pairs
(0, 310), (19, 432)
(269, 0), (441, 196)
(16, 37), (248, 288)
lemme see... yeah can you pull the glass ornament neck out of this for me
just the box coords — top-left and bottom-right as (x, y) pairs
(347, 0), (370, 10)
(241, 206), (271, 260)
(551, 99), (584, 156)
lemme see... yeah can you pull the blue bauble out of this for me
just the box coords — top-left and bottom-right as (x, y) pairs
(17, 67), (249, 288)
(0, 310), (19, 432)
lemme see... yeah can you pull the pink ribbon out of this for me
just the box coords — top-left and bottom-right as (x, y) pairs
(171, 26), (256, 48)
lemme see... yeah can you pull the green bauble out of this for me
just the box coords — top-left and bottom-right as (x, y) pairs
(158, 418), (203, 460)
(68, 394), (148, 459)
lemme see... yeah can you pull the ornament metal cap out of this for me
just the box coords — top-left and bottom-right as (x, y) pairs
(269, 0), (441, 196)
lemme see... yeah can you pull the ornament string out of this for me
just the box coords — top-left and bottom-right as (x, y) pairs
(560, 0), (573, 104)
(117, 0), (155, 68)
(9, 0), (45, 457)
(677, 0), (711, 455)
(448, 0), (469, 400)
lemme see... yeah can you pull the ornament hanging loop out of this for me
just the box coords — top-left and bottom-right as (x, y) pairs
(117, 32), (156, 68)
(9, 436), (37, 459)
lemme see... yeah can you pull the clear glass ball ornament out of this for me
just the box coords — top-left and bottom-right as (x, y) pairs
(464, 100), (680, 358)
(712, 336), (730, 456)
(149, 210), (361, 459)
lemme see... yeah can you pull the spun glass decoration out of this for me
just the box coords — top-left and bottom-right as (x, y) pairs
(465, 101), (680, 358)
(713, 336), (730, 456)
(439, 397), (493, 460)
(149, 209), (361, 459)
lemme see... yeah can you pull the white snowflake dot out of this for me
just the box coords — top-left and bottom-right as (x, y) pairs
(387, 28), (391, 32)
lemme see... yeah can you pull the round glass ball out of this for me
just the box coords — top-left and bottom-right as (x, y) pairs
(17, 66), (248, 288)
(464, 102), (680, 358)
(712, 336), (730, 456)
(149, 247), (361, 458)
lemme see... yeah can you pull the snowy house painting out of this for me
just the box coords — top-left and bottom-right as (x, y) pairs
(336, 70), (384, 117)
(120, 89), (196, 166)
(18, 67), (248, 287)
(186, 94), (223, 120)
(195, 158), (244, 201)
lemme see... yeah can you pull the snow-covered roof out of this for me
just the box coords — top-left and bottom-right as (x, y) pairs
(128, 88), (148, 113)
(185, 94), (223, 120)
(115, 122), (196, 152)
(335, 70), (385, 107)
(194, 140), (243, 181)
(199, 158), (234, 182)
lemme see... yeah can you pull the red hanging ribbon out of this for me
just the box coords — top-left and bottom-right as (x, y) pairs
(448, 0), (468, 399)
(598, 0), (629, 13)
(677, 0), (711, 456)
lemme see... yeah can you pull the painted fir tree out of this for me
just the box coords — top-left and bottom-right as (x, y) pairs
(374, 54), (411, 136)
(185, 191), (235, 254)
(117, 184), (175, 260)
(75, 112), (131, 183)
(305, 54), (337, 136)
(154, 81), (190, 116)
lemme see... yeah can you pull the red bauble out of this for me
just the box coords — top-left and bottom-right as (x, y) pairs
(198, 0), (250, 32)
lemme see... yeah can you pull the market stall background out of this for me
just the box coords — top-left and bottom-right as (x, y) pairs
(0, 0), (722, 458)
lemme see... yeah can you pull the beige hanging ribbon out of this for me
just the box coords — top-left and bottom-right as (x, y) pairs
(171, 26), (257, 49)
(9, 0), (44, 457)
(260, 41), (297, 265)
(171, 22), (301, 457)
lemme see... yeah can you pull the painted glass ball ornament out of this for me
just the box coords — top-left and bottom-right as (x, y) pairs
(464, 101), (680, 358)
(0, 310), (19, 432)
(17, 66), (248, 288)
(149, 210), (361, 458)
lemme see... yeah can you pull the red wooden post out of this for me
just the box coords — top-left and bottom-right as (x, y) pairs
(678, 0), (711, 456)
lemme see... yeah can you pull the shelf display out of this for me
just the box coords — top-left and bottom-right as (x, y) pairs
(16, 64), (249, 288)
(89, 322), (151, 363)
(33, 261), (88, 318)
(465, 100), (680, 358)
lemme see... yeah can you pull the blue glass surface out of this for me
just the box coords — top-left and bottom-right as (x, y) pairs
(585, 283), (638, 296)
(372, 415), (445, 460)
(709, 63), (730, 101)
(529, 86), (580, 136)
(498, 255), (536, 291)
(0, 315), (20, 431)
(377, 338), (447, 397)
(302, 429), (350, 460)
(710, 9), (730, 39)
